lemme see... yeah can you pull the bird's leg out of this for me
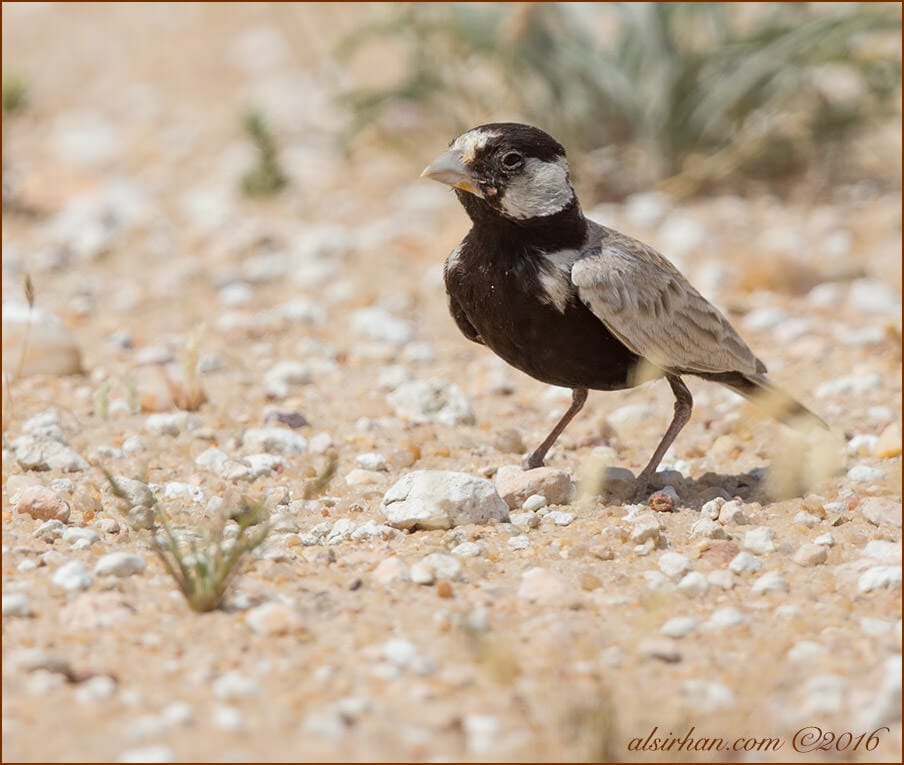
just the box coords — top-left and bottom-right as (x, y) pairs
(525, 387), (588, 469)
(635, 375), (693, 491)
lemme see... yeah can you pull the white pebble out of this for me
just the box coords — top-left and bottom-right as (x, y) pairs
(658, 552), (691, 580)
(858, 566), (902, 593)
(451, 542), (482, 558)
(690, 518), (727, 539)
(813, 533), (835, 546)
(213, 671), (259, 701)
(847, 465), (884, 484)
(508, 535), (529, 550)
(677, 572), (709, 598)
(2, 592), (33, 617)
(729, 552), (763, 575)
(661, 616), (699, 638)
(522, 494), (547, 512)
(52, 561), (93, 592)
(751, 571), (789, 594)
(718, 500), (749, 525)
(355, 452), (387, 471)
(545, 510), (574, 526)
(743, 527), (776, 555)
(705, 607), (745, 629)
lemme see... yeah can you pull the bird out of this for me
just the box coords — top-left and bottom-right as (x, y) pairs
(421, 122), (826, 489)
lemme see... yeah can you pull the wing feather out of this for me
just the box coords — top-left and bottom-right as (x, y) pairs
(572, 226), (766, 376)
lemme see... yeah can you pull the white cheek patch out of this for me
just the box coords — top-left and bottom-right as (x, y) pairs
(500, 156), (574, 220)
(452, 129), (501, 164)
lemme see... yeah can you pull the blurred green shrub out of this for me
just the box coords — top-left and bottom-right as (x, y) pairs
(338, 3), (901, 197)
(241, 110), (288, 197)
(2, 74), (28, 115)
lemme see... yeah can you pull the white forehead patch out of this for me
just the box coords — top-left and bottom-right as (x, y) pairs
(499, 156), (573, 220)
(452, 129), (501, 163)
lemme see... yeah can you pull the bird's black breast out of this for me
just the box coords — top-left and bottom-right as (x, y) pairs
(444, 233), (640, 391)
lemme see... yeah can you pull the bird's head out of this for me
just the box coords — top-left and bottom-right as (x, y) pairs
(422, 123), (577, 223)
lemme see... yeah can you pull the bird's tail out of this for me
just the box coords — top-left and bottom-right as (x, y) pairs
(706, 372), (828, 430)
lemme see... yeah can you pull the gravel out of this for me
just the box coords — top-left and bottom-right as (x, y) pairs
(51, 561), (93, 592)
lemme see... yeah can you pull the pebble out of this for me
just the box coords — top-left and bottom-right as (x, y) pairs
(12, 435), (89, 472)
(344, 469), (384, 486)
(245, 602), (299, 636)
(860, 497), (902, 529)
(356, 452), (388, 471)
(682, 680), (735, 712)
(195, 448), (253, 482)
(751, 571), (789, 594)
(451, 542), (482, 558)
(52, 561), (93, 592)
(372, 556), (409, 585)
(377, 364), (413, 391)
(700, 497), (726, 519)
(813, 532), (835, 546)
(326, 519), (356, 545)
(161, 702), (194, 727)
(350, 307), (414, 346)
(729, 552), (763, 575)
(213, 672), (259, 701)
(787, 640), (826, 663)
(242, 427), (307, 455)
(420, 553), (462, 581)
(349, 520), (398, 541)
(381, 471), (509, 531)
(629, 514), (663, 544)
(110, 476), (155, 508)
(677, 572), (709, 598)
(74, 675), (117, 704)
(793, 511), (821, 527)
(863, 540), (901, 563)
(639, 638), (682, 663)
(493, 428), (525, 454)
(517, 567), (569, 604)
(545, 510), (574, 527)
(264, 360), (312, 398)
(847, 278), (900, 316)
(793, 544), (828, 567)
(13, 486), (71, 522)
(707, 570), (735, 590)
(2, 592), (33, 617)
(661, 616), (699, 638)
(387, 379), (474, 426)
(743, 527), (776, 555)
(690, 518), (727, 539)
(508, 535), (530, 550)
(801, 674), (847, 716)
(409, 562), (435, 585)
(522, 494), (547, 512)
(63, 527), (100, 549)
(846, 464), (884, 484)
(212, 706), (244, 731)
(2, 304), (83, 377)
(705, 607), (745, 629)
(509, 512), (540, 529)
(874, 423), (902, 458)
(95, 552), (147, 577)
(718, 500), (749, 525)
(33, 519), (67, 541)
(494, 465), (575, 508)
(858, 566), (902, 593)
(463, 714), (500, 756)
(658, 552), (691, 580)
(857, 655), (902, 730)
(144, 412), (199, 437)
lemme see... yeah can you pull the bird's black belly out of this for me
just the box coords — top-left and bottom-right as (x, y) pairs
(447, 261), (640, 391)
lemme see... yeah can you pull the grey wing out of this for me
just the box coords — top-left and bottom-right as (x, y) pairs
(572, 227), (766, 376)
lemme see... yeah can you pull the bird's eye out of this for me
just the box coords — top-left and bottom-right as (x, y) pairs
(501, 151), (524, 170)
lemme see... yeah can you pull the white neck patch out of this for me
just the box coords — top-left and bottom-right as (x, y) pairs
(499, 156), (574, 220)
(452, 129), (501, 164)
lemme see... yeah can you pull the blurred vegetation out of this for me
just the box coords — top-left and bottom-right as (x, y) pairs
(240, 109), (288, 197)
(338, 3), (901, 198)
(2, 73), (28, 115)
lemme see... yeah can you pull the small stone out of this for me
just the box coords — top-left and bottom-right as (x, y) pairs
(793, 511), (821, 527)
(494, 465), (575, 508)
(690, 518), (727, 539)
(212, 705), (244, 731)
(847, 464), (884, 484)
(729, 552), (763, 575)
(144, 412), (199, 437)
(372, 556), (409, 585)
(522, 494), (547, 512)
(2, 592), (33, 617)
(658, 552), (691, 580)
(13, 435), (89, 472)
(33, 519), (67, 541)
(677, 571), (709, 598)
(545, 510), (574, 526)
(161, 702), (194, 727)
(350, 307), (414, 346)
(787, 640), (826, 663)
(681, 680), (735, 712)
(409, 562), (435, 585)
(264, 360), (311, 397)
(508, 535), (530, 550)
(344, 469), (384, 486)
(705, 607), (745, 629)
(813, 533), (835, 546)
(860, 497), (902, 529)
(451, 542), (482, 558)
(52, 561), (93, 592)
(743, 527), (776, 555)
(700, 497), (726, 520)
(420, 553), (462, 581)
(436, 580), (454, 598)
(707, 570), (735, 590)
(517, 567), (569, 604)
(110, 476), (155, 508)
(74, 675), (117, 704)
(2, 304), (83, 377)
(493, 428), (525, 455)
(509, 512), (540, 529)
(381, 471), (508, 531)
(213, 672), (259, 701)
(875, 423), (902, 458)
(648, 489), (676, 513)
(95, 552), (147, 578)
(793, 544), (828, 567)
(349, 520), (398, 541)
(858, 566), (902, 593)
(629, 514), (663, 544)
(661, 616), (698, 638)
(13, 486), (71, 522)
(355, 452), (387, 471)
(639, 638), (682, 663)
(245, 602), (299, 635)
(718, 500), (749, 525)
(63, 527), (100, 548)
(751, 571), (789, 594)
(242, 427), (307, 455)
(387, 378), (474, 426)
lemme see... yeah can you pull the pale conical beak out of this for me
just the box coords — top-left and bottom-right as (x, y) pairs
(421, 150), (482, 197)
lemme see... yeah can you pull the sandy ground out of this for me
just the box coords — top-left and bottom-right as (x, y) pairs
(2, 4), (902, 763)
